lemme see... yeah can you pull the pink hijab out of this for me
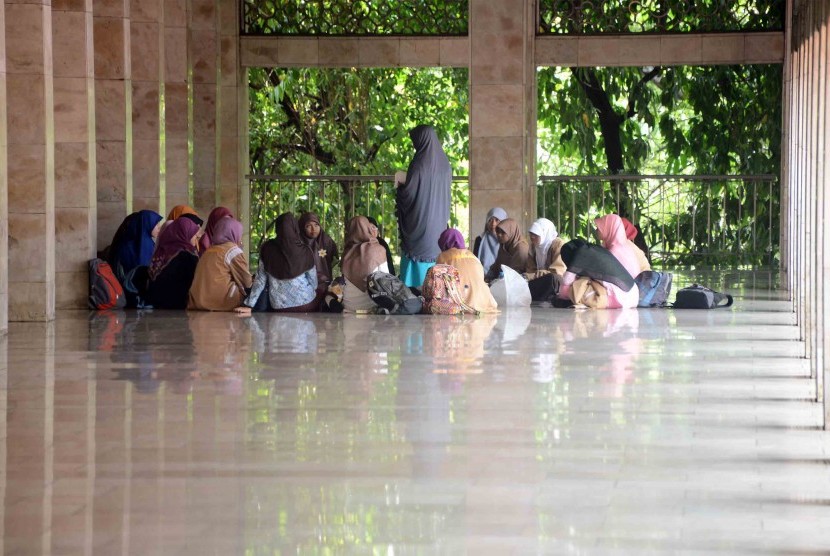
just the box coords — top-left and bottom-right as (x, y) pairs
(595, 214), (640, 279)
(199, 207), (234, 252)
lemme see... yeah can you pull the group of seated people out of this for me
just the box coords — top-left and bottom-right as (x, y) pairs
(102, 202), (651, 314)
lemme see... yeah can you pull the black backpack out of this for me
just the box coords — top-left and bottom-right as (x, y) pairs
(673, 283), (733, 309)
(634, 270), (673, 308)
(366, 272), (423, 315)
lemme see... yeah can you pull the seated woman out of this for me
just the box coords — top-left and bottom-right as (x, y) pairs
(484, 218), (530, 282)
(299, 211), (339, 288)
(435, 228), (498, 313)
(199, 206), (233, 252)
(595, 214), (647, 278)
(237, 213), (319, 314)
(473, 207), (508, 276)
(525, 217), (566, 302)
(188, 217), (252, 311)
(341, 216), (389, 312)
(557, 238), (639, 309)
(367, 216), (396, 275)
(145, 218), (201, 309)
(106, 209), (163, 282)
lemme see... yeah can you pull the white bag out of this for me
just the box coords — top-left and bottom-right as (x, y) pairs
(489, 266), (532, 308)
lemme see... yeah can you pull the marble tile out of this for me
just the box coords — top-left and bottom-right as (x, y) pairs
(700, 34), (745, 64)
(399, 39), (441, 67)
(358, 38), (400, 67)
(471, 84), (524, 138)
(219, 135), (238, 185)
(94, 78), (127, 141)
(164, 81), (188, 134)
(130, 0), (158, 22)
(54, 76), (91, 143)
(131, 79), (160, 140)
(6, 73), (46, 145)
(578, 36), (621, 66)
(95, 200), (127, 249)
(92, 0), (126, 18)
(132, 138), (160, 199)
(470, 136), (523, 190)
(55, 142), (92, 208)
(239, 37), (280, 67)
(661, 35), (703, 65)
(55, 270), (88, 309)
(746, 33), (786, 64)
(191, 29), (217, 85)
(220, 35), (238, 87)
(472, 32), (524, 83)
(93, 17), (127, 80)
(440, 38), (470, 67)
(52, 10), (90, 78)
(534, 37), (577, 67)
(164, 136), (189, 195)
(314, 38), (354, 67)
(193, 83), (217, 137)
(5, 3), (48, 75)
(130, 21), (160, 82)
(277, 38), (319, 66)
(7, 143), (48, 213)
(618, 36), (662, 66)
(190, 0), (216, 31)
(95, 140), (127, 202)
(164, 0), (187, 28)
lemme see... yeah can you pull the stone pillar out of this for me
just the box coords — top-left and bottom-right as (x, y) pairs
(5, 0), (56, 321)
(218, 0), (242, 217)
(0, 0), (7, 333)
(94, 0), (132, 248)
(468, 0), (535, 237)
(164, 0), (190, 214)
(190, 0), (219, 214)
(53, 0), (98, 309)
(131, 0), (162, 211)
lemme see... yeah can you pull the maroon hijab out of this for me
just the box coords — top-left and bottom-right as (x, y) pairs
(149, 217), (200, 279)
(259, 213), (315, 280)
(199, 207), (234, 252)
(438, 228), (465, 251)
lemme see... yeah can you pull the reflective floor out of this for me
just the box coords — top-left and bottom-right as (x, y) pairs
(2, 271), (829, 554)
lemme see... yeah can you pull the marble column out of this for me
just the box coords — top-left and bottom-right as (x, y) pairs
(53, 0), (98, 309)
(190, 0), (218, 214)
(94, 0), (132, 248)
(469, 0), (535, 235)
(468, 0), (535, 236)
(131, 0), (162, 212)
(0, 0), (7, 333)
(164, 0), (190, 213)
(5, 0), (56, 322)
(218, 0), (242, 218)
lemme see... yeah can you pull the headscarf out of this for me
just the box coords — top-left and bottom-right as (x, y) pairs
(476, 207), (508, 274)
(396, 124), (452, 262)
(367, 216), (396, 275)
(560, 238), (635, 292)
(148, 217), (200, 279)
(259, 213), (315, 280)
(298, 211), (339, 283)
(620, 216), (638, 241)
(594, 214), (641, 279)
(438, 228), (465, 251)
(342, 216), (388, 292)
(109, 210), (163, 276)
(495, 219), (524, 254)
(528, 218), (558, 272)
(210, 217), (242, 246)
(167, 205), (198, 221)
(200, 207), (234, 251)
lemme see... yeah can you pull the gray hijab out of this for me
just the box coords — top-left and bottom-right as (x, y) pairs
(477, 207), (508, 275)
(396, 125), (452, 262)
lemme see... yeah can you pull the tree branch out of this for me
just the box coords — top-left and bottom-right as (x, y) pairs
(625, 66), (662, 119)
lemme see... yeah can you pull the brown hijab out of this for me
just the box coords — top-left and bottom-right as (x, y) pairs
(259, 213), (315, 280)
(341, 216), (388, 292)
(488, 218), (530, 279)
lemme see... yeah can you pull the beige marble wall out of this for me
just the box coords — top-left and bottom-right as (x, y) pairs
(94, 0), (132, 248)
(131, 0), (162, 212)
(5, 1), (56, 322)
(218, 0), (241, 218)
(164, 0), (189, 213)
(469, 0), (535, 237)
(190, 0), (218, 214)
(53, 0), (97, 309)
(0, 0), (7, 332)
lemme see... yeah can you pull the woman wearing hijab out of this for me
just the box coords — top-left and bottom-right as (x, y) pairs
(199, 206), (234, 252)
(435, 228), (499, 313)
(367, 216), (396, 275)
(298, 211), (339, 287)
(484, 218), (530, 282)
(167, 204), (199, 221)
(188, 218), (252, 311)
(341, 216), (390, 312)
(396, 124), (452, 287)
(145, 217), (201, 309)
(594, 214), (644, 279)
(557, 238), (639, 309)
(473, 207), (508, 276)
(237, 213), (319, 313)
(107, 210), (164, 282)
(620, 216), (652, 264)
(525, 217), (566, 302)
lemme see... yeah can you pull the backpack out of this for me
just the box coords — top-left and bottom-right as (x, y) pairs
(366, 271), (423, 315)
(422, 264), (479, 316)
(634, 270), (673, 308)
(673, 283), (734, 309)
(88, 258), (127, 310)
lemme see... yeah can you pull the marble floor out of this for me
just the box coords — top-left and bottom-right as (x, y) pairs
(1, 271), (829, 554)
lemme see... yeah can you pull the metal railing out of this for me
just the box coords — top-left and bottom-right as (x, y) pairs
(537, 174), (779, 267)
(247, 174), (470, 265)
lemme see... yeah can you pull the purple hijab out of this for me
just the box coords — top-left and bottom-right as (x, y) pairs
(149, 218), (200, 279)
(438, 228), (465, 251)
(211, 217), (242, 246)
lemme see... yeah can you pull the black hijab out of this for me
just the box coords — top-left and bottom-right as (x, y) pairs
(561, 238), (635, 292)
(259, 213), (315, 280)
(396, 124), (452, 262)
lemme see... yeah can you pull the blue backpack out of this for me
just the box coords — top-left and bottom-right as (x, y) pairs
(634, 271), (673, 308)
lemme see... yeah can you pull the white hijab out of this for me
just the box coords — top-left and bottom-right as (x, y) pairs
(528, 218), (558, 271)
(476, 207), (508, 275)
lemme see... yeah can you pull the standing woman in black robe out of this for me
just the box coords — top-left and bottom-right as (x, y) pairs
(396, 124), (452, 288)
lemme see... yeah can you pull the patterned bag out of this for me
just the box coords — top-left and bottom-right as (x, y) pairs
(422, 264), (479, 315)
